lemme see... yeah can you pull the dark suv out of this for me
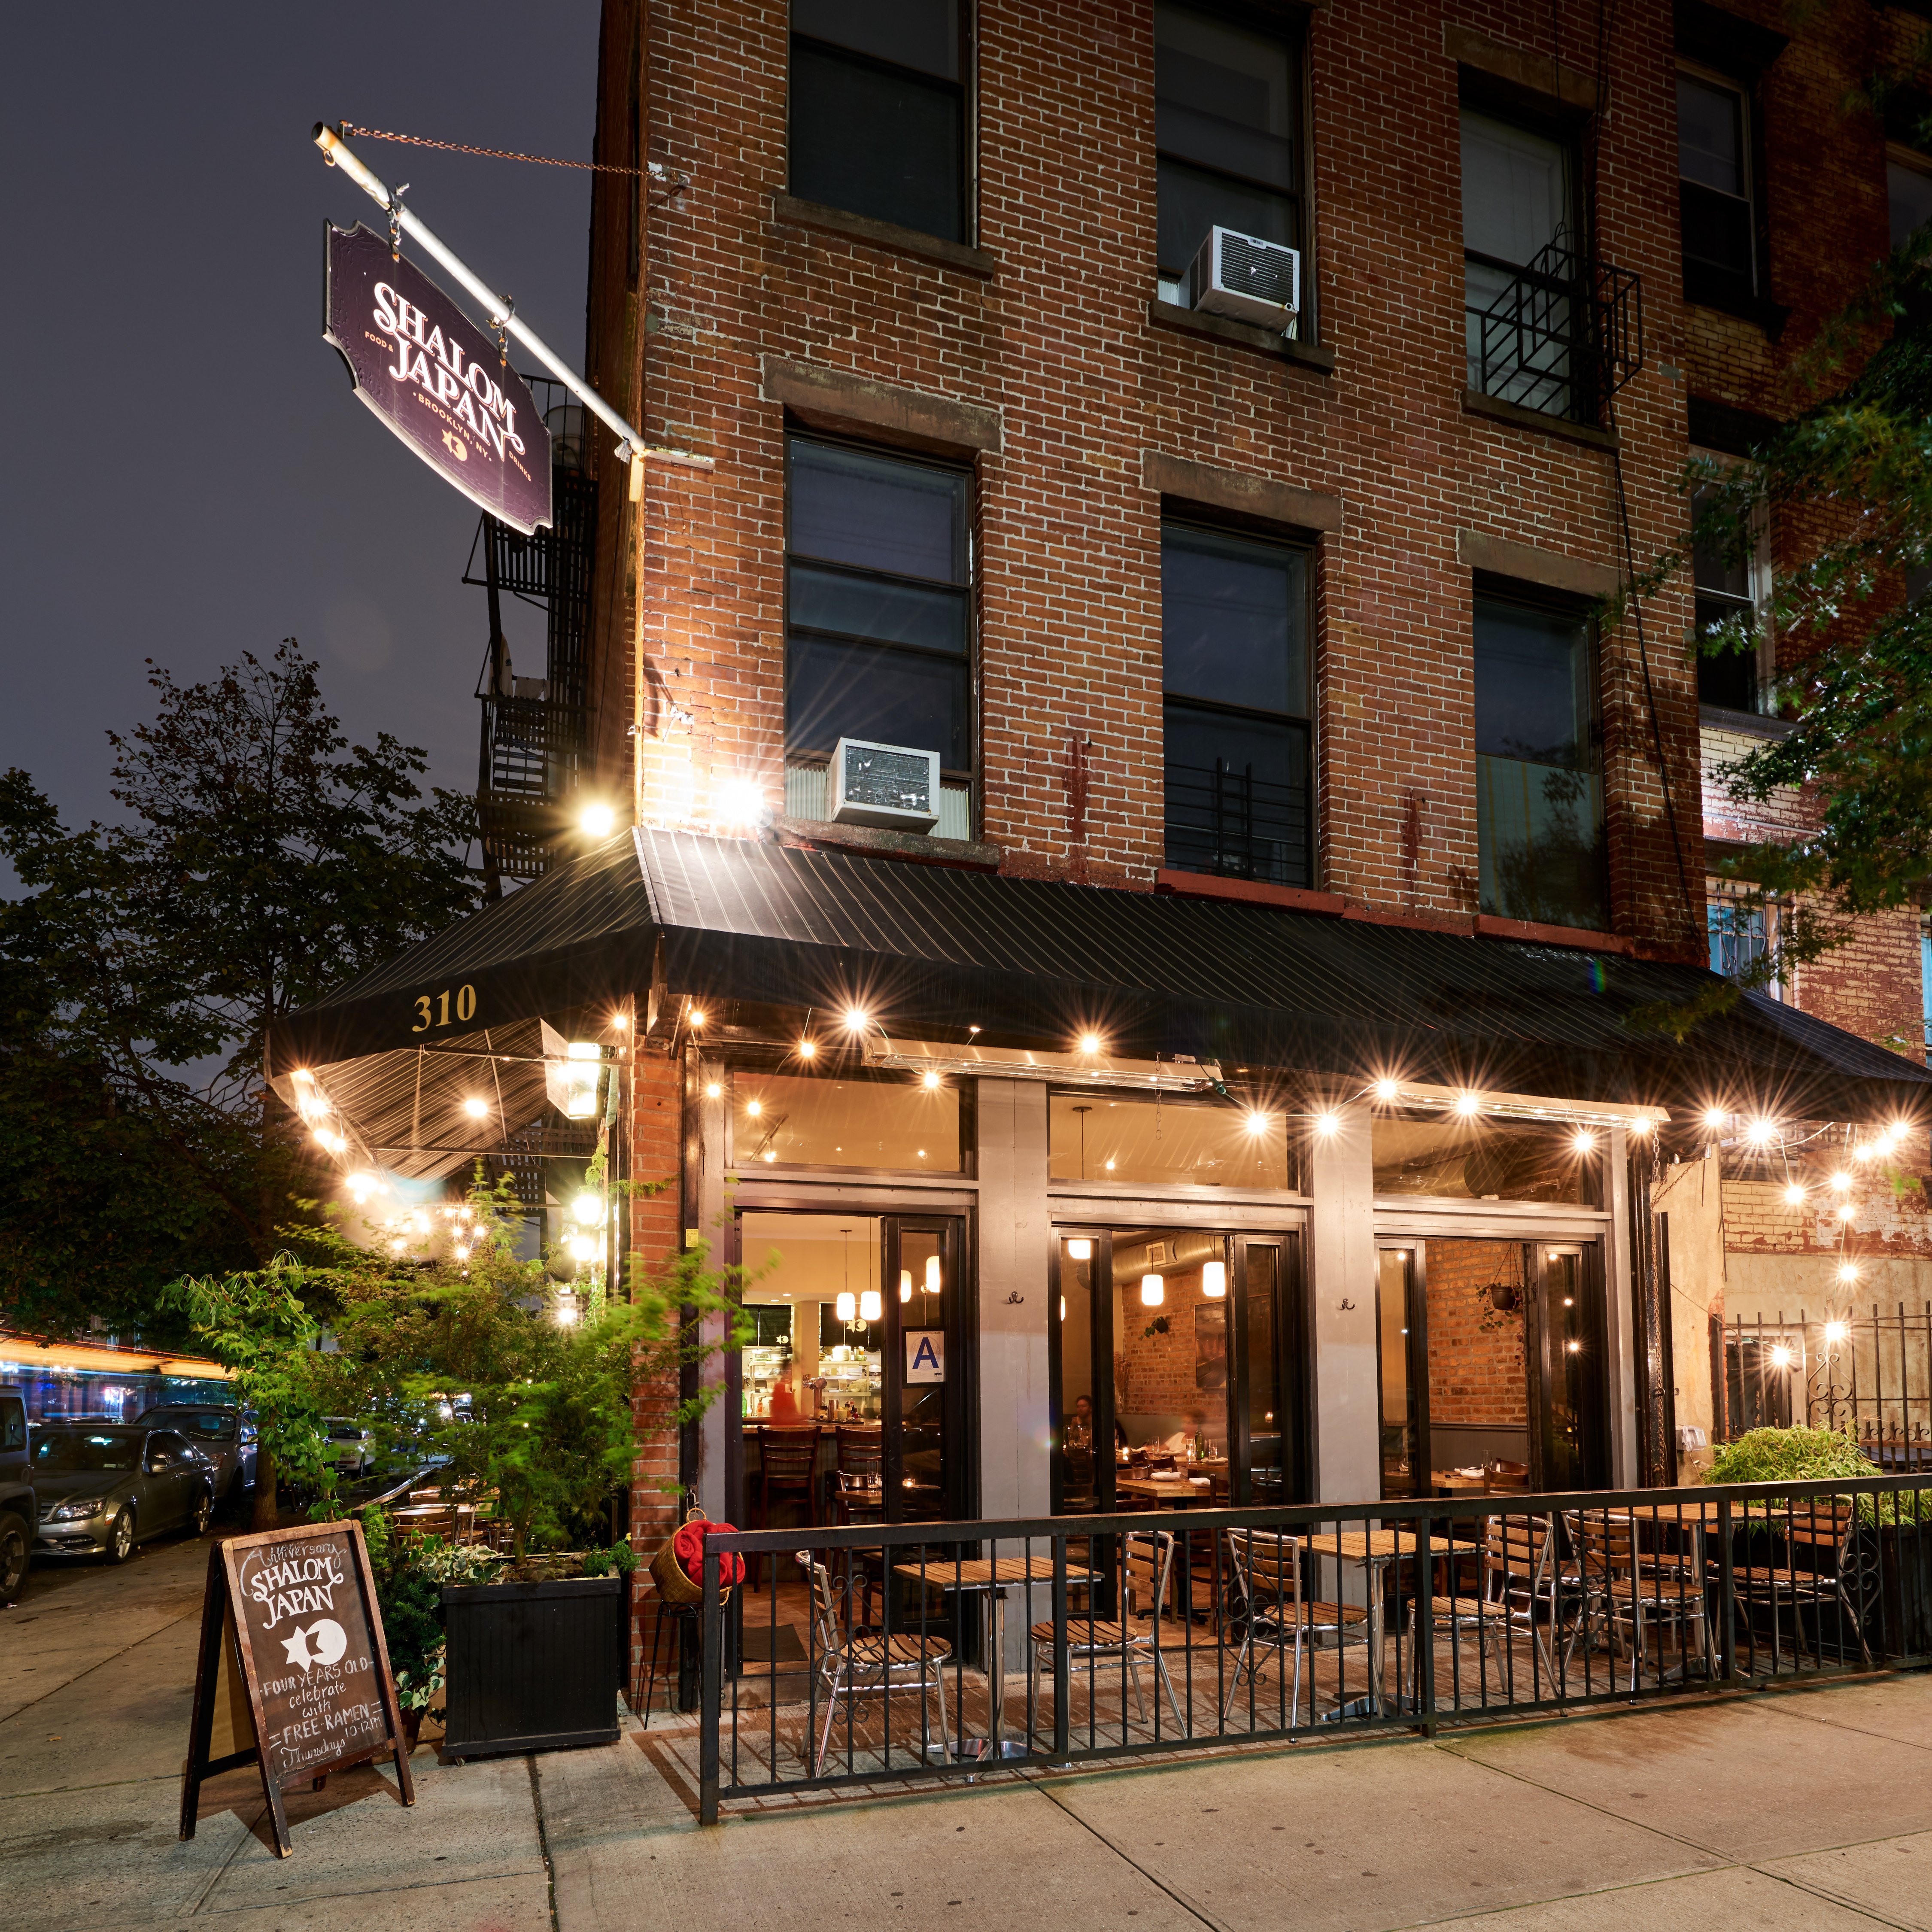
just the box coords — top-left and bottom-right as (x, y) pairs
(0, 1394), (30, 1598)
(135, 1404), (254, 1510)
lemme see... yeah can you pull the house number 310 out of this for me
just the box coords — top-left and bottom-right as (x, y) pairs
(412, 985), (477, 1032)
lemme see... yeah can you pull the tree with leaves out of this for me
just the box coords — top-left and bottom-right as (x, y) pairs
(0, 642), (479, 1334)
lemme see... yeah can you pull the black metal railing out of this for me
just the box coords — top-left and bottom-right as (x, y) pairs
(1164, 758), (1309, 888)
(688, 1473), (1932, 1822)
(1467, 231), (1643, 423)
(1722, 1305), (1932, 1464)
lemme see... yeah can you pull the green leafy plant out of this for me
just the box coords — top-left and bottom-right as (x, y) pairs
(359, 1507), (501, 1713)
(1704, 1424), (1928, 1525)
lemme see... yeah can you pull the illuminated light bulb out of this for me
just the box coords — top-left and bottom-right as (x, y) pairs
(1827, 1311), (1852, 1331)
(572, 1193), (602, 1227)
(925, 1254), (942, 1294)
(716, 776), (766, 825)
(348, 1172), (376, 1193)
(899, 1270), (913, 1303)
(1572, 1130), (1598, 1155)
(568, 1234), (596, 1263)
(1077, 1033), (1103, 1055)
(1313, 1111), (1340, 1136)
(688, 1009), (706, 1029)
(579, 802), (617, 837)
(1456, 1093), (1481, 1118)
(464, 1096), (489, 1117)
(555, 1300), (580, 1325)
(1245, 1110), (1270, 1134)
(1066, 1238), (1093, 1261)
(1141, 1273), (1166, 1308)
(836, 1291), (857, 1324)
(1746, 1118), (1776, 1145)
(745, 1099), (762, 1118)
(410, 1213), (429, 1234)
(1784, 1184), (1807, 1206)
(1373, 1078), (1399, 1103)
(1703, 1108), (1728, 1130)
(1202, 1261), (1227, 1299)
(458, 1206), (473, 1223)
(1565, 1340), (1581, 1353)
(1104, 1158), (1116, 1172)
(292, 1068), (314, 1084)
(1060, 1295), (1067, 1321)
(843, 1006), (869, 1033)
(922, 1070), (942, 1090)
(1838, 1203), (1857, 1222)
(1855, 1142), (1879, 1162)
(390, 1238), (407, 1255)
(1830, 1171), (1852, 1192)
(797, 1038), (817, 1059)
(705, 1081), (722, 1099)
(1770, 1345), (1793, 1368)
(1629, 1116), (1654, 1136)
(859, 1289), (882, 1322)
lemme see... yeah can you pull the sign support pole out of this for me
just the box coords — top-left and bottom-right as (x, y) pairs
(313, 124), (711, 482)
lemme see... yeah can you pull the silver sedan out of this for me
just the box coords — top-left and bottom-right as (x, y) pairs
(30, 1425), (215, 1562)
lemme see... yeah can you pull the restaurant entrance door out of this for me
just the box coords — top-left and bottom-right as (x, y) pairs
(1049, 1227), (1307, 1515)
(881, 1218), (969, 1524)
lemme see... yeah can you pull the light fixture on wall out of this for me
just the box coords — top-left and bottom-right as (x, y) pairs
(1201, 1261), (1226, 1299)
(1141, 1272), (1165, 1308)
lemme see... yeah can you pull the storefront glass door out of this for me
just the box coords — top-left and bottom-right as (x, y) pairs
(881, 1218), (968, 1523)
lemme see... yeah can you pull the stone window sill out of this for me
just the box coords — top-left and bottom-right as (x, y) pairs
(1461, 389), (1619, 451)
(1154, 869), (1344, 914)
(770, 194), (998, 278)
(1148, 300), (1336, 374)
(774, 816), (1000, 870)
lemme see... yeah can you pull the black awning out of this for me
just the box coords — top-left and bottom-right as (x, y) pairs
(273, 827), (1932, 1121)
(267, 831), (655, 1074)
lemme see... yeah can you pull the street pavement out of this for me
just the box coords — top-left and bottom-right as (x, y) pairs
(4, 1529), (1931, 1931)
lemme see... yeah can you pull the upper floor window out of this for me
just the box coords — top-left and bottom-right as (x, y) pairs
(1691, 481), (1762, 713)
(785, 437), (972, 775)
(1678, 69), (1756, 307)
(1154, 3), (1303, 307)
(789, 0), (967, 242)
(1473, 592), (1605, 932)
(1890, 146), (1932, 249)
(1161, 523), (1312, 888)
(1708, 880), (1775, 990)
(1461, 107), (1580, 418)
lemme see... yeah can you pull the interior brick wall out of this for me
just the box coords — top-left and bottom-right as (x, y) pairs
(1424, 1239), (1527, 1429)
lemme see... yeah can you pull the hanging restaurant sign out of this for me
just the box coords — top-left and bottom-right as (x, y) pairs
(323, 222), (552, 533)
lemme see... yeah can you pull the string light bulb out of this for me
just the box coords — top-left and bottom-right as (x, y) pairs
(1703, 1107), (1728, 1130)
(464, 1096), (489, 1118)
(1455, 1092), (1481, 1118)
(705, 1081), (722, 1099)
(922, 1069), (942, 1090)
(843, 1006), (869, 1033)
(1830, 1170), (1852, 1192)
(1827, 1308), (1852, 1328)
(1572, 1130), (1597, 1154)
(1783, 1183), (1807, 1206)
(1313, 1111), (1340, 1136)
(1373, 1078), (1399, 1103)
(797, 1038), (817, 1059)
(1077, 1032), (1103, 1054)
(572, 1193), (602, 1227)
(579, 802), (616, 837)
(688, 1008), (705, 1028)
(1770, 1344), (1793, 1368)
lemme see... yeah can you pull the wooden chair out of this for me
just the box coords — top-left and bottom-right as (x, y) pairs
(1219, 1528), (1367, 1725)
(1485, 1461), (1530, 1494)
(1405, 1515), (1553, 1698)
(1725, 1499), (1871, 1668)
(796, 1552), (952, 1774)
(755, 1425), (821, 1586)
(1562, 1511), (1710, 1690)
(1027, 1529), (1186, 1740)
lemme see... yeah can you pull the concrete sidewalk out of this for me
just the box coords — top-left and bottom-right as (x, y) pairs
(5, 1532), (1931, 1931)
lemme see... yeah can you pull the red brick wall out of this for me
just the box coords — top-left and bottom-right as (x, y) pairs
(627, 1040), (685, 1707)
(620, 0), (1705, 950)
(1425, 1239), (1527, 1429)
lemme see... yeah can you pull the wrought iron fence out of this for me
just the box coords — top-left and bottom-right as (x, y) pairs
(690, 1474), (1932, 1822)
(1723, 1306), (1932, 1466)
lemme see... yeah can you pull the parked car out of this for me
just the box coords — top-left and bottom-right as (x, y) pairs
(320, 1419), (375, 1478)
(134, 1403), (255, 1508)
(0, 1393), (32, 1599)
(30, 1425), (215, 1562)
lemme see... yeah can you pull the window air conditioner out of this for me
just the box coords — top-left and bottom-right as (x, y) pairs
(1188, 227), (1300, 332)
(829, 738), (941, 832)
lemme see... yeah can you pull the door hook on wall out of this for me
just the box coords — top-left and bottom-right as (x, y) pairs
(1337, 1297), (1357, 1311)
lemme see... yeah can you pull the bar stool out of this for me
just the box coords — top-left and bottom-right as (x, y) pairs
(756, 1425), (821, 1585)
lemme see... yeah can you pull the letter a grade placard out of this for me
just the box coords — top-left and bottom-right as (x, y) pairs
(179, 1519), (413, 1857)
(324, 222), (552, 534)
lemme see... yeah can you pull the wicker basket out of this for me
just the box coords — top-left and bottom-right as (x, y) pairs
(649, 1504), (735, 1607)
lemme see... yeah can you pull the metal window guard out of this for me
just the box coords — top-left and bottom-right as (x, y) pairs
(1469, 230), (1643, 423)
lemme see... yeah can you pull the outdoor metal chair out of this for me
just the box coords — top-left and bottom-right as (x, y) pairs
(796, 1552), (952, 1775)
(1562, 1511), (1710, 1690)
(1219, 1526), (1367, 1725)
(1404, 1513), (1554, 1699)
(1723, 1498), (1871, 1668)
(1026, 1528), (1186, 1740)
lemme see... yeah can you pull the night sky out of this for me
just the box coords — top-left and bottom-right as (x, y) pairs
(2, 4), (602, 829)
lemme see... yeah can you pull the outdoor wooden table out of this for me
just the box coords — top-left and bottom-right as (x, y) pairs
(1299, 1529), (1427, 1719)
(892, 1555), (1094, 1761)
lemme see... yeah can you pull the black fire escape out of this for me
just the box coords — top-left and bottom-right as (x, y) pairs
(465, 377), (599, 886)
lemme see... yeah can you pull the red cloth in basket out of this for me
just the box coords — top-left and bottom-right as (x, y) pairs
(672, 1517), (745, 1587)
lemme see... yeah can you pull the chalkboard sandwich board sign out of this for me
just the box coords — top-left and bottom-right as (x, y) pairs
(179, 1519), (414, 1857)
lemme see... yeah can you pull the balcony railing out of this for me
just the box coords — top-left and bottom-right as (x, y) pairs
(1164, 757), (1310, 889)
(685, 1472), (1932, 1819)
(1467, 230), (1643, 424)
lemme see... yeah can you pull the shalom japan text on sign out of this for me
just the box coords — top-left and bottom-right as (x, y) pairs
(324, 222), (552, 533)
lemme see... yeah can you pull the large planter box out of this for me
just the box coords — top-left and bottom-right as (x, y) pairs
(442, 1576), (624, 1759)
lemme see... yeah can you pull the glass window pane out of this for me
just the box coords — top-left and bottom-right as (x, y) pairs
(1049, 1094), (1289, 1188)
(1245, 1246), (1284, 1504)
(1690, 488), (1751, 598)
(1677, 74), (1744, 196)
(1889, 159), (1932, 249)
(789, 40), (963, 240)
(786, 633), (969, 764)
(789, 442), (967, 582)
(1112, 1228), (1230, 1459)
(1372, 1116), (1601, 1206)
(1162, 528), (1306, 715)
(734, 1072), (961, 1170)
(897, 1227), (951, 1520)
(1378, 1250), (1418, 1498)
(1474, 598), (1591, 767)
(793, 0), (958, 81)
(1157, 157), (1296, 278)
(1163, 702), (1310, 887)
(789, 563), (968, 653)
(1154, 4), (1296, 187)
(1461, 109), (1569, 267)
(1476, 757), (1606, 928)
(1054, 1237), (1100, 1513)
(1680, 180), (1755, 277)
(1696, 595), (1758, 711)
